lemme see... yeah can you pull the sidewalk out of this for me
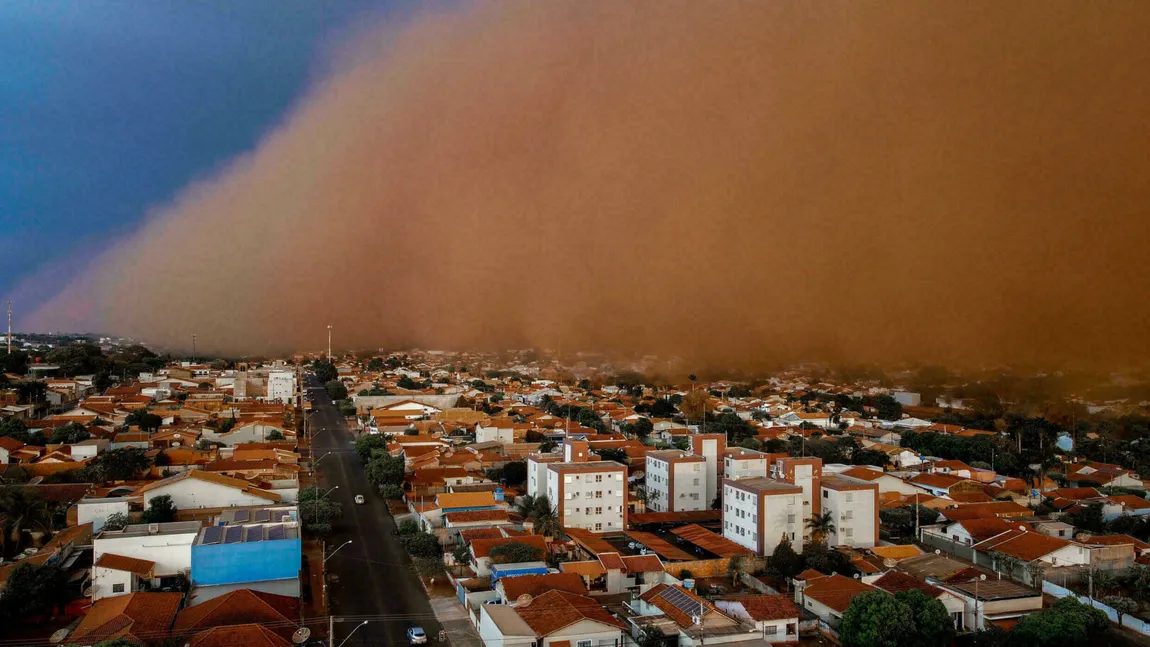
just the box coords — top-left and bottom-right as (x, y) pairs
(422, 577), (481, 646)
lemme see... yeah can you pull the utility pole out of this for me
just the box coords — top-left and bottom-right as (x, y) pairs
(327, 325), (332, 360)
(191, 333), (197, 363)
(6, 300), (11, 354)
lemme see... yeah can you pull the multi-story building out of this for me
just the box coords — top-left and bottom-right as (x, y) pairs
(645, 450), (707, 512)
(690, 433), (726, 506)
(266, 370), (297, 404)
(772, 456), (822, 540)
(526, 452), (563, 498)
(723, 477), (804, 556)
(546, 461), (627, 533)
(724, 448), (769, 481)
(820, 475), (879, 548)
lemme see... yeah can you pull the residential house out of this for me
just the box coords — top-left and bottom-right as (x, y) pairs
(714, 595), (801, 644)
(68, 592), (183, 646)
(470, 535), (548, 577)
(136, 470), (282, 510)
(872, 570), (966, 630)
(636, 583), (758, 646)
(479, 589), (626, 647)
(838, 466), (921, 496)
(92, 521), (202, 600)
(935, 577), (1043, 631)
(176, 588), (299, 638)
(796, 573), (874, 628)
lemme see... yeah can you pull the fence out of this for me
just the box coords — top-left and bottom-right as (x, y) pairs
(919, 530), (976, 562)
(1042, 581), (1150, 636)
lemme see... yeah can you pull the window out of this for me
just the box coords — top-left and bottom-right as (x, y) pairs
(577, 641), (593, 647)
(765, 626), (778, 635)
(113, 583), (125, 593)
(823, 490), (829, 499)
(595, 474), (604, 482)
(844, 527), (854, 537)
(596, 507), (603, 514)
(693, 478), (700, 485)
(845, 492), (854, 502)
(787, 514), (796, 523)
(594, 523), (602, 531)
(595, 491), (603, 498)
(845, 510), (854, 520)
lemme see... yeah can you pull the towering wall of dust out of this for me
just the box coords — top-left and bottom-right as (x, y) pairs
(29, 1), (1150, 368)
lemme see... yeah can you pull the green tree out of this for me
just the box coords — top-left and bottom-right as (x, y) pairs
(124, 409), (162, 432)
(398, 519), (420, 536)
(266, 429), (285, 441)
(378, 484), (405, 499)
(895, 590), (955, 646)
(92, 448), (151, 481)
(1101, 596), (1138, 625)
(806, 511), (837, 544)
(875, 395), (903, 421)
(312, 360), (338, 384)
(1, 350), (30, 376)
(625, 418), (654, 440)
(502, 460), (527, 485)
(490, 541), (543, 564)
(337, 399), (357, 417)
(354, 433), (391, 461)
(45, 342), (110, 376)
(767, 535), (802, 579)
(595, 447), (628, 463)
(452, 542), (472, 568)
(324, 380), (348, 401)
(298, 486), (342, 536)
(0, 486), (53, 559)
(839, 591), (915, 647)
(141, 495), (177, 523)
(50, 422), (90, 444)
(365, 453), (406, 487)
(102, 512), (129, 531)
(0, 562), (68, 620)
(1011, 597), (1109, 647)
(401, 531), (442, 559)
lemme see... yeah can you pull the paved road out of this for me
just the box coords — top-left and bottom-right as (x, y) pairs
(306, 376), (444, 646)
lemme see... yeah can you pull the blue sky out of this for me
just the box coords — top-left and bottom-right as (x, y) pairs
(0, 1), (380, 316)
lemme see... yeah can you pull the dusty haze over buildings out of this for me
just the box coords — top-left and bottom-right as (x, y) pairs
(27, 1), (1150, 369)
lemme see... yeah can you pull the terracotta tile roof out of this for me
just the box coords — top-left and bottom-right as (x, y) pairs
(910, 473), (966, 489)
(795, 569), (827, 581)
(1084, 534), (1150, 551)
(436, 491), (497, 509)
(868, 545), (924, 561)
(623, 530), (696, 562)
(71, 592), (182, 644)
(740, 595), (801, 621)
(560, 560), (607, 577)
(445, 510), (510, 524)
(1044, 487), (1101, 500)
(802, 574), (875, 613)
(472, 534), (547, 559)
(973, 529), (1071, 561)
(459, 528), (505, 543)
(96, 553), (157, 577)
(597, 552), (626, 571)
(175, 589), (299, 633)
(671, 524), (755, 558)
(514, 590), (625, 636)
(951, 518), (1028, 542)
(187, 624), (291, 647)
(501, 573), (587, 600)
(940, 502), (1031, 520)
(949, 492), (995, 503)
(873, 570), (942, 597)
(620, 554), (665, 574)
(1108, 495), (1150, 510)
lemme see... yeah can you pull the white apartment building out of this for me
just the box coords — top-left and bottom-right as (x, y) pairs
(724, 448), (769, 481)
(267, 370), (297, 404)
(690, 433), (726, 506)
(772, 457), (823, 541)
(645, 450), (707, 513)
(820, 475), (879, 548)
(546, 461), (627, 533)
(526, 453), (563, 499)
(723, 477), (805, 556)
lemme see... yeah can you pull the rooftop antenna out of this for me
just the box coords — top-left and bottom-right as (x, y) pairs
(6, 300), (11, 354)
(191, 333), (197, 363)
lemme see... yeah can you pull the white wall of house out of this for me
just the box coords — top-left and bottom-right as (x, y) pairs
(143, 478), (276, 510)
(476, 426), (514, 444)
(541, 618), (622, 647)
(78, 499), (130, 533)
(91, 566), (134, 601)
(92, 528), (197, 599)
(477, 605), (535, 647)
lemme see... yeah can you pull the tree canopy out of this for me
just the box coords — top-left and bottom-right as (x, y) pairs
(840, 590), (953, 647)
(490, 541), (544, 564)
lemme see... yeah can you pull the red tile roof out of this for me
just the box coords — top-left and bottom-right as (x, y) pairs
(597, 552), (626, 571)
(71, 592), (182, 645)
(740, 595), (800, 621)
(445, 510), (511, 524)
(501, 573), (587, 600)
(514, 590), (625, 636)
(187, 624), (291, 647)
(973, 529), (1071, 561)
(801, 574), (875, 613)
(620, 554), (665, 574)
(670, 524), (755, 558)
(873, 570), (942, 597)
(95, 553), (157, 577)
(175, 589), (298, 634)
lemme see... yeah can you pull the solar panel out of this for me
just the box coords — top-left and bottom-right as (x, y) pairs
(661, 587), (705, 619)
(234, 510), (251, 522)
(202, 526), (223, 545)
(254, 510), (271, 523)
(246, 525), (265, 542)
(224, 526), (244, 544)
(267, 524), (285, 541)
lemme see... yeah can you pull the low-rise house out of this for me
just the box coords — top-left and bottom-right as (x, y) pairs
(636, 583), (758, 645)
(796, 573), (874, 627)
(497, 572), (587, 604)
(470, 534), (548, 577)
(79, 497), (132, 533)
(69, 592), (183, 645)
(935, 577), (1043, 631)
(136, 470), (282, 510)
(176, 588), (299, 637)
(872, 570), (967, 630)
(838, 466), (921, 496)
(93, 521), (202, 600)
(480, 589), (627, 647)
(1063, 461), (1143, 488)
(714, 595), (801, 643)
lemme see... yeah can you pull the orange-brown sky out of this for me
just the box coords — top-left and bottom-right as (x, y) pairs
(28, 1), (1150, 370)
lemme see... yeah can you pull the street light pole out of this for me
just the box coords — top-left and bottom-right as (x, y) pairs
(309, 485), (338, 529)
(327, 324), (332, 360)
(324, 540), (353, 564)
(333, 620), (368, 647)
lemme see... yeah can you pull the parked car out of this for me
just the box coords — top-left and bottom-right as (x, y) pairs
(354, 494), (365, 504)
(407, 627), (427, 645)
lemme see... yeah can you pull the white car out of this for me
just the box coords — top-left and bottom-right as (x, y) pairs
(407, 627), (427, 645)
(354, 495), (365, 504)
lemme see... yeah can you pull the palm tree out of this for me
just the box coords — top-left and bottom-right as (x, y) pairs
(0, 486), (53, 560)
(806, 511), (836, 544)
(533, 506), (562, 538)
(514, 494), (537, 519)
